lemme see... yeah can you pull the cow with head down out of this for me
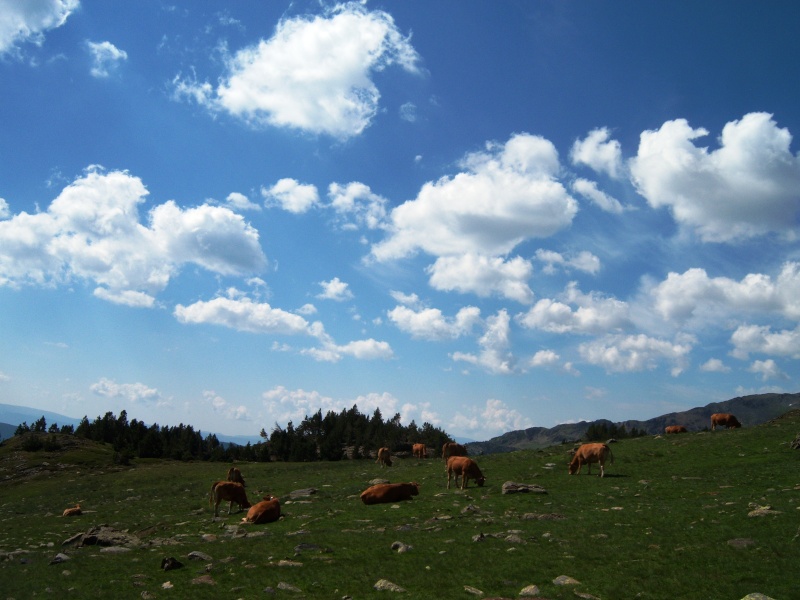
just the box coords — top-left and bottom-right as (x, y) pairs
(568, 443), (614, 477)
(446, 456), (485, 490)
(665, 425), (687, 434)
(711, 413), (741, 430)
(242, 495), (281, 524)
(209, 481), (251, 518)
(360, 482), (419, 505)
(376, 447), (392, 467)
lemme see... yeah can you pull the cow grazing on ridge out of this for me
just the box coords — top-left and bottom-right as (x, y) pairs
(62, 504), (82, 517)
(568, 443), (614, 477)
(242, 496), (281, 524)
(376, 447), (392, 467)
(665, 425), (687, 434)
(711, 413), (741, 430)
(442, 441), (467, 462)
(446, 456), (485, 490)
(360, 482), (419, 505)
(210, 481), (251, 518)
(412, 443), (427, 459)
(227, 466), (246, 487)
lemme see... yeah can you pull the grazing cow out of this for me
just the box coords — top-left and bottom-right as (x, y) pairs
(209, 481), (251, 518)
(711, 413), (741, 430)
(665, 425), (687, 434)
(446, 456), (485, 490)
(412, 443), (427, 459)
(441, 441), (467, 462)
(360, 482), (419, 505)
(242, 495), (281, 524)
(227, 466), (246, 487)
(568, 443), (614, 477)
(376, 447), (392, 467)
(62, 504), (82, 517)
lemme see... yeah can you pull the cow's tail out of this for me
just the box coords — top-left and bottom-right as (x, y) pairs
(606, 444), (615, 464)
(209, 481), (221, 507)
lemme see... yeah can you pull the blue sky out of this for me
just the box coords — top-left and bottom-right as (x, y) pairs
(1, 1), (799, 442)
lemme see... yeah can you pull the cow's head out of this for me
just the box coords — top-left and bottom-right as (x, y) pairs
(410, 482), (420, 495)
(476, 476), (485, 487)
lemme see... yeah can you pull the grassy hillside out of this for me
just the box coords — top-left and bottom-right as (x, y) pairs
(1, 413), (799, 599)
(473, 392), (800, 453)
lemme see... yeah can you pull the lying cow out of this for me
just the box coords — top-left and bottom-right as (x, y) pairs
(568, 443), (614, 477)
(441, 441), (467, 462)
(242, 495), (281, 524)
(446, 456), (485, 490)
(664, 425), (687, 434)
(227, 466), (246, 487)
(412, 443), (427, 459)
(62, 504), (82, 517)
(711, 413), (741, 430)
(209, 481), (251, 518)
(360, 482), (419, 505)
(376, 446), (392, 467)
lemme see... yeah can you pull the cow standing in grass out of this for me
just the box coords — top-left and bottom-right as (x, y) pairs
(210, 481), (251, 518)
(376, 447), (392, 467)
(711, 413), (741, 430)
(446, 456), (485, 490)
(442, 442), (467, 462)
(568, 443), (614, 477)
(412, 443), (427, 459)
(227, 466), (246, 487)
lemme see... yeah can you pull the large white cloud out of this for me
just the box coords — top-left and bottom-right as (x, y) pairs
(174, 295), (311, 335)
(652, 262), (800, 323)
(0, 168), (266, 306)
(517, 283), (631, 334)
(579, 333), (695, 375)
(91, 377), (168, 406)
(174, 2), (420, 138)
(450, 398), (533, 436)
(328, 182), (388, 230)
(262, 178), (320, 214)
(0, 0), (78, 56)
(426, 253), (534, 304)
(371, 133), (578, 261)
(388, 304), (480, 341)
(629, 112), (800, 242)
(730, 324), (800, 360)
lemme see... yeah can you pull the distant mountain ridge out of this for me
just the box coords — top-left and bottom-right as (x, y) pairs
(467, 392), (800, 454)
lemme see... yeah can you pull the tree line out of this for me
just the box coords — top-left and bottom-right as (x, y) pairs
(13, 405), (452, 464)
(584, 420), (647, 442)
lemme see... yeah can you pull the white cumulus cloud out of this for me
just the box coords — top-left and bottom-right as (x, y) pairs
(570, 127), (623, 179)
(426, 253), (534, 304)
(388, 304), (480, 341)
(371, 133), (578, 261)
(579, 333), (694, 376)
(0, 0), (78, 57)
(86, 40), (127, 77)
(629, 112), (800, 242)
(173, 2), (420, 138)
(262, 178), (319, 214)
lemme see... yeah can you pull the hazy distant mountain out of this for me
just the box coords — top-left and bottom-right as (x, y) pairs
(467, 392), (800, 454)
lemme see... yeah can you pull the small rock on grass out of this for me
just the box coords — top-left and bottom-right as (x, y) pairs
(374, 579), (405, 592)
(519, 584), (540, 596)
(741, 595), (777, 600)
(553, 575), (580, 585)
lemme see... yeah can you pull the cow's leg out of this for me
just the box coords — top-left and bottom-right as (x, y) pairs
(599, 461), (605, 477)
(447, 470), (452, 489)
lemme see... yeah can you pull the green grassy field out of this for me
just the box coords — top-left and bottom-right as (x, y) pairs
(1, 412), (799, 599)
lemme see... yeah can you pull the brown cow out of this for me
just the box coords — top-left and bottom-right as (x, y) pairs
(242, 495), (281, 524)
(441, 441), (467, 462)
(446, 456), (485, 490)
(360, 482), (419, 505)
(711, 413), (741, 430)
(209, 481), (251, 518)
(568, 443), (614, 477)
(664, 425), (687, 434)
(376, 447), (392, 467)
(227, 466), (246, 487)
(62, 504), (82, 517)
(412, 443), (427, 459)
